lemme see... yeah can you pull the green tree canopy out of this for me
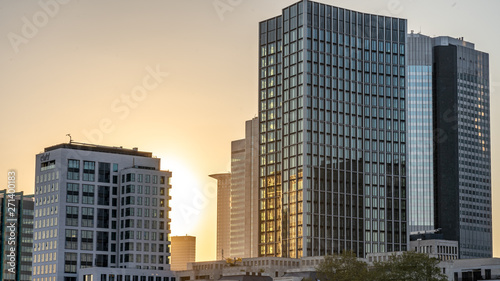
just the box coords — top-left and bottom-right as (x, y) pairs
(372, 251), (447, 281)
(316, 251), (447, 281)
(316, 251), (369, 281)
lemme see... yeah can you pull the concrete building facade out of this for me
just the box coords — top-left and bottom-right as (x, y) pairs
(210, 173), (231, 260)
(230, 118), (260, 258)
(32, 142), (174, 281)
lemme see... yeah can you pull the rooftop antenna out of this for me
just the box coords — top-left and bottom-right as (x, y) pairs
(66, 134), (73, 143)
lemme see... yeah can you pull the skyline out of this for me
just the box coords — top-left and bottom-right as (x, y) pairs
(1, 0), (499, 261)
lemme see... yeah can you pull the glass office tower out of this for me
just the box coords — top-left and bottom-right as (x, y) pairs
(407, 33), (492, 258)
(258, 0), (408, 258)
(433, 37), (492, 259)
(407, 33), (434, 233)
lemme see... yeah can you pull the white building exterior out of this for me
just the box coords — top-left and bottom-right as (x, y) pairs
(33, 142), (174, 281)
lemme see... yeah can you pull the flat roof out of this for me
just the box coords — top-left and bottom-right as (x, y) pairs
(44, 142), (153, 158)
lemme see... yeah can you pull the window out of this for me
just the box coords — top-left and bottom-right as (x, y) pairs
(65, 229), (78, 249)
(126, 185), (135, 194)
(66, 183), (79, 203)
(66, 206), (78, 226)
(126, 196), (135, 205)
(113, 163), (118, 172)
(67, 159), (80, 180)
(97, 232), (109, 251)
(98, 162), (111, 183)
(41, 160), (56, 171)
(97, 209), (109, 228)
(81, 207), (94, 227)
(126, 173), (135, 182)
(83, 161), (95, 181)
(64, 253), (77, 273)
(81, 231), (94, 251)
(82, 184), (95, 204)
(98, 186), (110, 205)
(96, 254), (108, 267)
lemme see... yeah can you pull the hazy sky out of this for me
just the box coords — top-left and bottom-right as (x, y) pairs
(1, 0), (499, 261)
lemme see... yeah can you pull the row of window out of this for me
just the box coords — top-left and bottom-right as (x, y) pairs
(96, 275), (174, 281)
(123, 173), (165, 184)
(36, 171), (59, 184)
(68, 160), (112, 182)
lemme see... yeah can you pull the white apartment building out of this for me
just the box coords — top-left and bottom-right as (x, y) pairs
(33, 142), (174, 281)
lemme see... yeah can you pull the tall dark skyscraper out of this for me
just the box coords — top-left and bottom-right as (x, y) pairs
(407, 33), (492, 259)
(258, 0), (408, 258)
(433, 36), (491, 259)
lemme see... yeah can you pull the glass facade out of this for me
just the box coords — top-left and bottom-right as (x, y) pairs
(0, 191), (34, 281)
(259, 0), (408, 258)
(432, 36), (492, 259)
(454, 45), (491, 258)
(407, 34), (434, 233)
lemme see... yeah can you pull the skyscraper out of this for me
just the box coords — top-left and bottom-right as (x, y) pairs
(32, 142), (174, 281)
(170, 235), (196, 271)
(258, 0), (408, 258)
(407, 33), (435, 233)
(407, 33), (492, 258)
(210, 173), (231, 260)
(0, 190), (34, 281)
(230, 118), (259, 258)
(212, 118), (260, 259)
(432, 36), (491, 259)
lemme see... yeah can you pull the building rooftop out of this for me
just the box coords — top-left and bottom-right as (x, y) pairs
(44, 142), (153, 158)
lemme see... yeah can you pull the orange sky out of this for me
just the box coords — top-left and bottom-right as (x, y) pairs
(1, 0), (499, 261)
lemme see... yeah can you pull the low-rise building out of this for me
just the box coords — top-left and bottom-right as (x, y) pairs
(439, 258), (500, 281)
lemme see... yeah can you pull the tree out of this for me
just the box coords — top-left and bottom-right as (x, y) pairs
(316, 251), (369, 281)
(371, 251), (447, 281)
